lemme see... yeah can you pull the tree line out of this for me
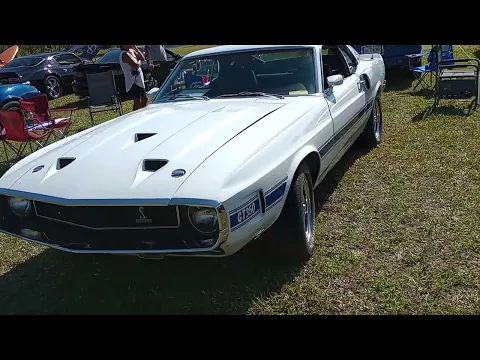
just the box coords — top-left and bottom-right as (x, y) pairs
(0, 45), (115, 57)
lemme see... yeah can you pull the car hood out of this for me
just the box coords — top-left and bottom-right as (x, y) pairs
(0, 99), (286, 201)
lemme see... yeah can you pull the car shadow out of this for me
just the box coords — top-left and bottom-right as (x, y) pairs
(0, 147), (369, 315)
(383, 68), (415, 93)
(314, 146), (370, 216)
(0, 237), (304, 315)
(52, 97), (89, 110)
(412, 99), (477, 122)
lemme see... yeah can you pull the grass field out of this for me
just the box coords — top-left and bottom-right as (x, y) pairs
(0, 45), (479, 314)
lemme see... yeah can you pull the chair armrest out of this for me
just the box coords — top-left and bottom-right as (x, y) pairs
(439, 63), (478, 70)
(444, 58), (480, 66)
(406, 52), (426, 59)
(51, 107), (78, 112)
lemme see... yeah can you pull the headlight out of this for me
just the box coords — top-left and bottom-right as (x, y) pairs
(7, 197), (32, 217)
(188, 207), (219, 234)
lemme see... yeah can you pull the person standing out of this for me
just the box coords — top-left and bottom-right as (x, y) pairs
(145, 45), (169, 86)
(119, 45), (147, 111)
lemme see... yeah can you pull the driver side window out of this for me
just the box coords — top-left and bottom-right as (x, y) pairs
(54, 54), (82, 66)
(339, 46), (358, 75)
(321, 46), (351, 89)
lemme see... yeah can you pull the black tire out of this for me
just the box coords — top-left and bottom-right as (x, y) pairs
(269, 163), (316, 263)
(1, 100), (20, 112)
(44, 75), (63, 100)
(357, 96), (382, 149)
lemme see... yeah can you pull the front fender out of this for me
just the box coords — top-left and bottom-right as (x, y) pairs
(286, 145), (321, 188)
(0, 84), (40, 106)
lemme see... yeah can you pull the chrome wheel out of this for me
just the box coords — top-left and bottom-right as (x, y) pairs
(372, 99), (382, 141)
(301, 178), (314, 249)
(46, 77), (61, 98)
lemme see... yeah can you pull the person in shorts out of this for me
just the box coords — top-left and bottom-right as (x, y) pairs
(145, 45), (169, 86)
(119, 45), (147, 111)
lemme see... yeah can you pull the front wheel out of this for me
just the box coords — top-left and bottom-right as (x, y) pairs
(269, 163), (316, 263)
(1, 100), (20, 111)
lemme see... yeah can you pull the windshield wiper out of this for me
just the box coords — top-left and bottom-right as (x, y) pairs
(161, 94), (210, 101)
(217, 91), (285, 99)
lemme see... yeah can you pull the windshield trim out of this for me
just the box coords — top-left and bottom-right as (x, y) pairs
(182, 45), (315, 61)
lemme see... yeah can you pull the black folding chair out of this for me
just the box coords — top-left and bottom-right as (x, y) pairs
(86, 71), (123, 127)
(433, 57), (479, 112)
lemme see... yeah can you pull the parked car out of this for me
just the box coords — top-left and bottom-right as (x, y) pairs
(0, 45), (385, 263)
(71, 46), (182, 99)
(0, 52), (87, 100)
(0, 82), (41, 111)
(351, 45), (423, 70)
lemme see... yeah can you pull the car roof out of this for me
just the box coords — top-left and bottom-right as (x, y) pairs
(183, 45), (320, 59)
(19, 51), (74, 59)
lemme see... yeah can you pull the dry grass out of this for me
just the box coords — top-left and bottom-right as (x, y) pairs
(0, 45), (479, 314)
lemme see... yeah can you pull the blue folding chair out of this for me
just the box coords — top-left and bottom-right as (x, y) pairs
(440, 45), (455, 66)
(407, 45), (442, 91)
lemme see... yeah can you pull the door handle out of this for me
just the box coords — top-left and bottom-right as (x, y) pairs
(357, 79), (366, 91)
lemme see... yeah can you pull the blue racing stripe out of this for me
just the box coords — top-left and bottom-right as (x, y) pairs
(265, 182), (287, 210)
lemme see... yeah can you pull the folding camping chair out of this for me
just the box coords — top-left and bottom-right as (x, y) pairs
(0, 110), (53, 166)
(408, 45), (442, 91)
(19, 94), (76, 143)
(86, 71), (123, 127)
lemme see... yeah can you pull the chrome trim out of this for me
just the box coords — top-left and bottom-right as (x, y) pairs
(169, 198), (222, 208)
(216, 204), (230, 244)
(0, 228), (222, 255)
(0, 189), (222, 208)
(32, 202), (181, 231)
(216, 205), (229, 231)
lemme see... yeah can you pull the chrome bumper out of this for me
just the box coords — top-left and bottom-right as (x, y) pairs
(0, 228), (226, 257)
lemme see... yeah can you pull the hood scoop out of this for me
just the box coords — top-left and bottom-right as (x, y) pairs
(57, 157), (76, 170)
(143, 159), (168, 172)
(135, 133), (157, 142)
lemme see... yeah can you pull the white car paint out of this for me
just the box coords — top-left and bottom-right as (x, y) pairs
(0, 45), (385, 258)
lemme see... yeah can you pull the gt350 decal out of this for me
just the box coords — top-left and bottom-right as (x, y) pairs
(229, 195), (261, 232)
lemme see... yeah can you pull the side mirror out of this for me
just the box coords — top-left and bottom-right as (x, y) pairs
(147, 87), (159, 98)
(327, 74), (344, 88)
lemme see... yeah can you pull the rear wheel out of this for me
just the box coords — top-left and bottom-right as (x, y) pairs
(44, 75), (63, 99)
(357, 96), (382, 149)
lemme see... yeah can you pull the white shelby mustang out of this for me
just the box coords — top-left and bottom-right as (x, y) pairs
(0, 45), (386, 262)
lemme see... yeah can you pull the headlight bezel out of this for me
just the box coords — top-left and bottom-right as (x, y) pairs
(7, 196), (32, 218)
(187, 206), (219, 235)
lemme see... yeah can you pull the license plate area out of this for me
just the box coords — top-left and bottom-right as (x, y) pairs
(361, 45), (383, 54)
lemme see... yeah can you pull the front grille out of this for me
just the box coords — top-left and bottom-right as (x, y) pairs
(33, 202), (180, 229)
(0, 196), (220, 252)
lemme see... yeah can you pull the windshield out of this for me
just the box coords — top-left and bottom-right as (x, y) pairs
(3, 57), (44, 68)
(153, 48), (316, 103)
